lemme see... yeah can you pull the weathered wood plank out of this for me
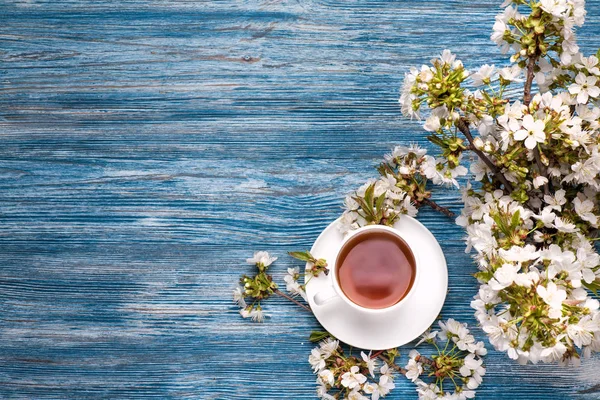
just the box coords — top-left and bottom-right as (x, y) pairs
(1, 0), (599, 398)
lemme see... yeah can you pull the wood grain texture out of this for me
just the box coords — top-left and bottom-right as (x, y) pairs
(1, 1), (599, 398)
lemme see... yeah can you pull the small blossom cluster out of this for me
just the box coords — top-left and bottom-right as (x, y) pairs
(340, 143), (465, 234)
(398, 51), (511, 188)
(283, 267), (307, 301)
(492, 0), (586, 65)
(234, 250), (328, 321)
(285, 250), (330, 301)
(400, 50), (470, 120)
(309, 339), (395, 400)
(487, 89), (600, 199)
(383, 144), (468, 190)
(234, 251), (279, 322)
(405, 319), (487, 400)
(463, 187), (600, 364)
(396, 0), (600, 365)
(339, 176), (417, 234)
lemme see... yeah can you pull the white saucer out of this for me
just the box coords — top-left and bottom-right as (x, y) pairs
(305, 216), (448, 350)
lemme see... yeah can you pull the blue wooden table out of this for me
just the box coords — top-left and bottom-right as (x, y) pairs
(1, 1), (600, 398)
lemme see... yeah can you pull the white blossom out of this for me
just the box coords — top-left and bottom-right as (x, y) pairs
(318, 369), (335, 386)
(347, 389), (369, 400)
(567, 316), (598, 348)
(361, 351), (377, 378)
(513, 114), (546, 149)
(553, 217), (579, 233)
(541, 340), (567, 362)
(341, 366), (367, 389)
(284, 267), (307, 301)
(250, 308), (265, 322)
(319, 338), (339, 359)
(500, 64), (522, 81)
(471, 64), (496, 86)
(576, 55), (600, 75)
(573, 197), (598, 226)
(233, 287), (246, 308)
(309, 348), (327, 373)
(568, 73), (600, 104)
(246, 251), (277, 267)
(404, 358), (423, 382)
(540, 0), (570, 18)
(537, 282), (567, 318)
(363, 376), (395, 400)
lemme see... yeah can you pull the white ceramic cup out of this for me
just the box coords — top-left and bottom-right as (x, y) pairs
(313, 224), (420, 315)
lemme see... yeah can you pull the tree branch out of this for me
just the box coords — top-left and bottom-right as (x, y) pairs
(370, 350), (385, 359)
(377, 354), (407, 374)
(523, 56), (536, 107)
(415, 354), (437, 368)
(274, 289), (311, 312)
(421, 198), (456, 218)
(455, 118), (514, 193)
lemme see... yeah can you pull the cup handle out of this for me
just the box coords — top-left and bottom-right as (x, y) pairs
(313, 284), (339, 306)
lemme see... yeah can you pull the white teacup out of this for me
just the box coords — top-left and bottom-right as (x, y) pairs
(313, 224), (420, 315)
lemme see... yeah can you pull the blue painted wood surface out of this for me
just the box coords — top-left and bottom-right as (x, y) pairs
(1, 1), (600, 398)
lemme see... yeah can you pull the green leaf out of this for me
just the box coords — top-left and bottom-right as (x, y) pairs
(375, 192), (386, 214)
(481, 90), (492, 103)
(511, 209), (521, 230)
(377, 163), (394, 178)
(491, 213), (504, 231)
(288, 251), (314, 262)
(384, 348), (400, 363)
(386, 212), (401, 226)
(364, 183), (375, 209)
(474, 270), (494, 283)
(309, 330), (333, 343)
(491, 213), (509, 236)
(354, 196), (376, 219)
(426, 134), (446, 147)
(584, 280), (600, 296)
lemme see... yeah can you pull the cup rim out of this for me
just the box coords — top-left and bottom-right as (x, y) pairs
(330, 224), (420, 314)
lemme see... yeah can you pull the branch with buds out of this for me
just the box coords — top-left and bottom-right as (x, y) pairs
(309, 319), (487, 400)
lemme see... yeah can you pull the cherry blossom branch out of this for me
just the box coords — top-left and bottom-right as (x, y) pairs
(421, 198), (456, 218)
(275, 289), (311, 312)
(377, 354), (407, 374)
(456, 118), (514, 193)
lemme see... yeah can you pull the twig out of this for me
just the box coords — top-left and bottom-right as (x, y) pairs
(524, 55), (550, 196)
(370, 350), (386, 359)
(456, 118), (514, 193)
(421, 198), (456, 218)
(274, 289), (311, 312)
(378, 354), (407, 374)
(523, 56), (536, 107)
(415, 354), (437, 368)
